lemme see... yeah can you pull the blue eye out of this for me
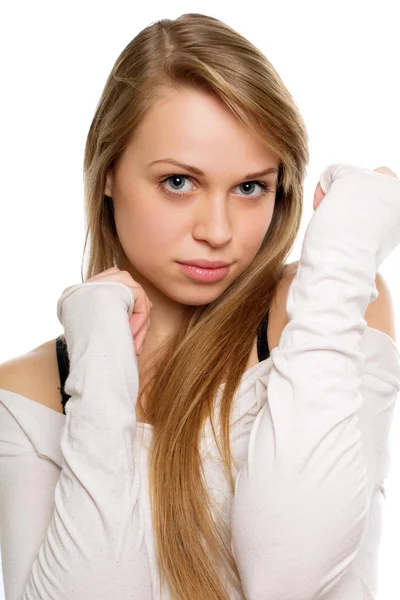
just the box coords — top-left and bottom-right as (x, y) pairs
(156, 174), (271, 200)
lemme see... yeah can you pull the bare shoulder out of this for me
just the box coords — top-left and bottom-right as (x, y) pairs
(0, 338), (64, 414)
(267, 261), (299, 352)
(364, 271), (396, 343)
(267, 262), (396, 352)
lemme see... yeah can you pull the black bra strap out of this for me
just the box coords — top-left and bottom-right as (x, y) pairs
(257, 310), (270, 362)
(56, 335), (71, 415)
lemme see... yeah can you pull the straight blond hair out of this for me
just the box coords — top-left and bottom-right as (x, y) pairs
(80, 12), (309, 599)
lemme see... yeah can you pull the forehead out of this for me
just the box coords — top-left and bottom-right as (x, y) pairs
(122, 87), (279, 174)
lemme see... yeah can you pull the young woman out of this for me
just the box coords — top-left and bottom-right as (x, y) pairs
(1, 13), (399, 600)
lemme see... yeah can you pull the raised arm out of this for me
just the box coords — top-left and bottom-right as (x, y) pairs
(230, 164), (400, 600)
(0, 281), (152, 599)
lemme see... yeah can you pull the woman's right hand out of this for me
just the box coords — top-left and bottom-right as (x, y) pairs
(62, 267), (153, 356)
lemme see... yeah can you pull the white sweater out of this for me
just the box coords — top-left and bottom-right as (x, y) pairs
(1, 163), (400, 600)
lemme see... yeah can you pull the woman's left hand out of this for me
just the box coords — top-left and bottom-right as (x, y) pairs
(313, 182), (325, 211)
(313, 166), (398, 211)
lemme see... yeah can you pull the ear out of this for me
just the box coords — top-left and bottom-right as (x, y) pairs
(104, 169), (114, 197)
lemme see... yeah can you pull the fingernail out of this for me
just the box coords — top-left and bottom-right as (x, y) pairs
(148, 317), (151, 329)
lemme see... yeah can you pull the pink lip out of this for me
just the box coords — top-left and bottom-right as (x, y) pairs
(177, 259), (231, 268)
(176, 262), (230, 283)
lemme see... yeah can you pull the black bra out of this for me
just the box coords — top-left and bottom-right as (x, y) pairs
(56, 311), (270, 415)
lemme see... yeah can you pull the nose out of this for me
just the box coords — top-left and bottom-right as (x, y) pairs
(192, 195), (233, 247)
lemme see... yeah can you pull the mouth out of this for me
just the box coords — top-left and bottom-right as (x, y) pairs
(176, 259), (231, 268)
(176, 262), (231, 283)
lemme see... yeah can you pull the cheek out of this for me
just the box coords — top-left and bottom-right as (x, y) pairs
(115, 201), (179, 256)
(239, 206), (274, 251)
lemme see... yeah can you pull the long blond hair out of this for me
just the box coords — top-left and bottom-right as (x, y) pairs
(80, 13), (309, 599)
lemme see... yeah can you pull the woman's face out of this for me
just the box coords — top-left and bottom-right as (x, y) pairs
(104, 87), (279, 312)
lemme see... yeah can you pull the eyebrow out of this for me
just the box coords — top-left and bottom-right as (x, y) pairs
(148, 158), (278, 181)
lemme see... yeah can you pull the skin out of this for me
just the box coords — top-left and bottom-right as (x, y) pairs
(104, 86), (397, 376)
(313, 182), (325, 211)
(104, 87), (280, 362)
(312, 167), (398, 210)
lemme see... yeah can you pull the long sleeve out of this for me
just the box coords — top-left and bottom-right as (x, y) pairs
(0, 281), (152, 599)
(230, 164), (400, 600)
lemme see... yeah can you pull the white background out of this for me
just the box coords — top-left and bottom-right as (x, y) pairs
(0, 1), (399, 598)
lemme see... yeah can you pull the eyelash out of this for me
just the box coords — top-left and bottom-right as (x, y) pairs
(156, 173), (272, 201)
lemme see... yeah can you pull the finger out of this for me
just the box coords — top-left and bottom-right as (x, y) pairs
(132, 314), (150, 354)
(116, 273), (152, 319)
(313, 182), (326, 211)
(131, 297), (152, 354)
(129, 308), (149, 335)
(129, 291), (151, 335)
(144, 296), (152, 316)
(141, 294), (152, 324)
(374, 167), (398, 178)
